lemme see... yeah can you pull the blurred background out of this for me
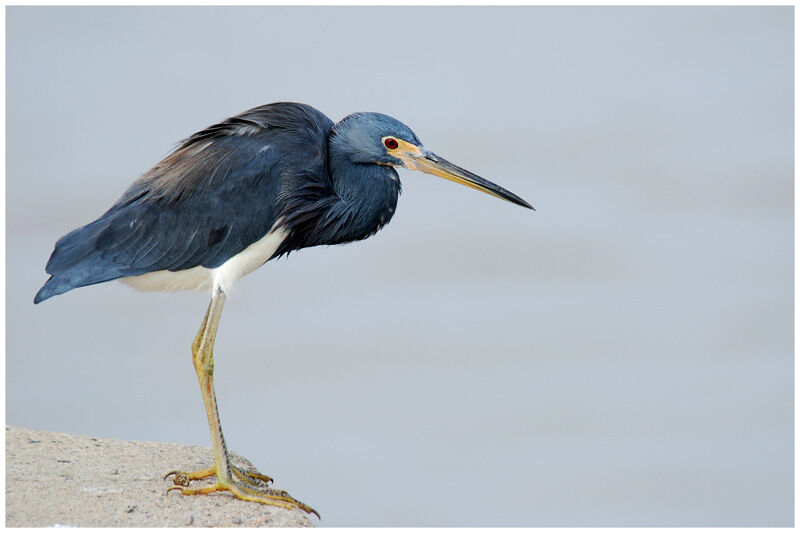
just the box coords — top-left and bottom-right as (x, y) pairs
(6, 6), (792, 526)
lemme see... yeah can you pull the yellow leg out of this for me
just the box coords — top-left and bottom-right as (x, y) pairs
(165, 288), (318, 518)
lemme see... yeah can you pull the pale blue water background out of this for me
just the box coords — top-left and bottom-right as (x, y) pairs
(6, 7), (793, 526)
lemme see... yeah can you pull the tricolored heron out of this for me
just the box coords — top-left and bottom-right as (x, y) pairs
(34, 102), (533, 517)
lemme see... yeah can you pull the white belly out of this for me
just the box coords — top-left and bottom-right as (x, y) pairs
(120, 227), (288, 294)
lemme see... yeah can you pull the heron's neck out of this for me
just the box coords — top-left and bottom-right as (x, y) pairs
(327, 152), (401, 243)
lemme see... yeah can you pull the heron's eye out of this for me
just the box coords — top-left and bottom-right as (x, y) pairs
(384, 138), (399, 150)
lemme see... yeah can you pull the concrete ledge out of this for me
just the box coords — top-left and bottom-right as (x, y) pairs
(5, 425), (315, 527)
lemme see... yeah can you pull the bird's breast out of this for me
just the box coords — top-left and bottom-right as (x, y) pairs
(335, 180), (399, 244)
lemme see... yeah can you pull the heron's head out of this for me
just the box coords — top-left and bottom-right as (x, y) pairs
(331, 112), (533, 209)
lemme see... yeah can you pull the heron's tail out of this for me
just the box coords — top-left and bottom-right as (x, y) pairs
(34, 276), (74, 304)
(33, 217), (128, 304)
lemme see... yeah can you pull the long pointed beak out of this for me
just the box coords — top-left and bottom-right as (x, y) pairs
(403, 148), (534, 210)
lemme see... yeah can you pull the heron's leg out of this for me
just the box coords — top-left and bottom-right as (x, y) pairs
(164, 288), (318, 518)
(167, 301), (262, 484)
(167, 292), (269, 484)
(194, 288), (232, 483)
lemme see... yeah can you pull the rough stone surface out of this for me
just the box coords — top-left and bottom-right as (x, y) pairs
(6, 425), (316, 527)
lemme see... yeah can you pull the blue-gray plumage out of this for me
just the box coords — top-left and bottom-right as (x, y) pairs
(35, 103), (531, 304)
(33, 102), (532, 516)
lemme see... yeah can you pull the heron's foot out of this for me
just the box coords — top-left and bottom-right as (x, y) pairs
(165, 465), (273, 487)
(165, 467), (318, 518)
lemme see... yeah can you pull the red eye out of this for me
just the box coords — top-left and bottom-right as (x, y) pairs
(384, 138), (398, 149)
